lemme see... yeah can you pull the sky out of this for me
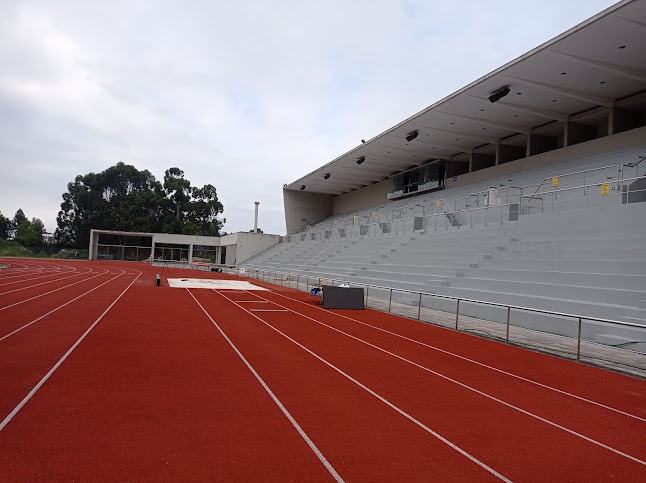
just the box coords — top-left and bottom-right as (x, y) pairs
(0, 0), (619, 236)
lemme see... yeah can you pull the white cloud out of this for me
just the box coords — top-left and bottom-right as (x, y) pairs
(0, 0), (618, 235)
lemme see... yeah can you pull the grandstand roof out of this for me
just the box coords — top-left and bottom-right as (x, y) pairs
(285, 0), (646, 195)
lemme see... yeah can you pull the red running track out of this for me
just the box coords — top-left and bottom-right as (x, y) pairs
(0, 258), (645, 481)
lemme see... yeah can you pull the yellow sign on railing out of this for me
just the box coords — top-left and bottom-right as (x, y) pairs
(436, 200), (440, 207)
(552, 177), (558, 187)
(601, 183), (609, 196)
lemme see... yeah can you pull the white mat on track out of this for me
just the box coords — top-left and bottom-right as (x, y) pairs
(167, 278), (268, 290)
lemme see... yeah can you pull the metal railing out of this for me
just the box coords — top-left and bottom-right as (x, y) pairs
(283, 174), (645, 244)
(229, 265), (646, 375)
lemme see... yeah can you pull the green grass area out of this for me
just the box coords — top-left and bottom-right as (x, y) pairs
(0, 240), (88, 259)
(0, 240), (34, 257)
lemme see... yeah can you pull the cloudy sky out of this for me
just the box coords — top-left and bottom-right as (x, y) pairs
(0, 0), (618, 235)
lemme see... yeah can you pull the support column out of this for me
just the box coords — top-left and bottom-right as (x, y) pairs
(188, 244), (193, 264)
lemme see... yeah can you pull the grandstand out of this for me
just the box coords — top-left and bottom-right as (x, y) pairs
(238, 0), (646, 366)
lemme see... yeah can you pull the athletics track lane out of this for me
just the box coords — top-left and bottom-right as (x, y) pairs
(0, 281), (337, 481)
(0, 262), (88, 295)
(190, 288), (503, 481)
(212, 287), (646, 481)
(0, 270), (139, 419)
(1, 262), (645, 481)
(249, 288), (646, 457)
(0, 267), (115, 324)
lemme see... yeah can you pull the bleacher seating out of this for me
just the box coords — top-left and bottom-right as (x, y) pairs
(243, 148), (646, 350)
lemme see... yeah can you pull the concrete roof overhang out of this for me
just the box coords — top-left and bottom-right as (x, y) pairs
(284, 0), (646, 195)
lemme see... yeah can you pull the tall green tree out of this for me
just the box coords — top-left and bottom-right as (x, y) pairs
(14, 218), (45, 246)
(56, 162), (224, 247)
(0, 211), (14, 239)
(13, 209), (27, 234)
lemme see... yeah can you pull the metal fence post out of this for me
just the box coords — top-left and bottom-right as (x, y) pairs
(577, 317), (582, 361)
(417, 293), (422, 320)
(388, 289), (393, 313)
(297, 274), (300, 290)
(366, 285), (369, 307)
(455, 299), (460, 330)
(506, 307), (511, 342)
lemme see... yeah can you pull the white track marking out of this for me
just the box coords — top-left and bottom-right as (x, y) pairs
(215, 289), (511, 482)
(0, 270), (127, 341)
(0, 266), (97, 295)
(246, 290), (646, 466)
(249, 309), (289, 312)
(269, 290), (646, 423)
(0, 268), (109, 311)
(0, 264), (75, 285)
(0, 271), (141, 432)
(238, 301), (269, 303)
(186, 289), (344, 483)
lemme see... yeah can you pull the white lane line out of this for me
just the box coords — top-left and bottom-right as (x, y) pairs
(0, 266), (95, 295)
(238, 301), (269, 303)
(247, 290), (646, 466)
(0, 271), (141, 432)
(269, 290), (646, 424)
(249, 309), (289, 312)
(216, 289), (511, 482)
(0, 270), (126, 342)
(187, 289), (344, 483)
(0, 265), (75, 285)
(0, 268), (110, 311)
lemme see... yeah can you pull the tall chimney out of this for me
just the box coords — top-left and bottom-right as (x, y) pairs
(254, 202), (259, 233)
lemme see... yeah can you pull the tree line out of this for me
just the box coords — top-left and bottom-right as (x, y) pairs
(0, 209), (46, 246)
(2, 162), (225, 250)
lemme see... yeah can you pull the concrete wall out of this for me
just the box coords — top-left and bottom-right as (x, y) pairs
(153, 233), (222, 246)
(332, 180), (390, 216)
(283, 189), (334, 235)
(225, 244), (237, 265)
(233, 232), (280, 264)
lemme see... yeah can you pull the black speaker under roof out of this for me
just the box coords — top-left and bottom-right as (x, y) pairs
(356, 156), (365, 165)
(405, 130), (419, 142)
(489, 85), (510, 103)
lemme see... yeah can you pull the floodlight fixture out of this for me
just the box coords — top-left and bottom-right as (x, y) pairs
(361, 139), (366, 144)
(488, 85), (510, 103)
(405, 130), (419, 142)
(356, 156), (366, 165)
(324, 173), (331, 180)
(300, 185), (306, 190)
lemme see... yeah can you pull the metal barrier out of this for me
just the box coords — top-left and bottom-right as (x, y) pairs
(229, 265), (646, 376)
(286, 174), (645, 244)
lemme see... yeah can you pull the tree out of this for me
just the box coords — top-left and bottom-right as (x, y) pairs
(14, 218), (45, 247)
(0, 211), (13, 239)
(12, 209), (27, 238)
(56, 163), (167, 247)
(56, 162), (224, 247)
(163, 168), (192, 222)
